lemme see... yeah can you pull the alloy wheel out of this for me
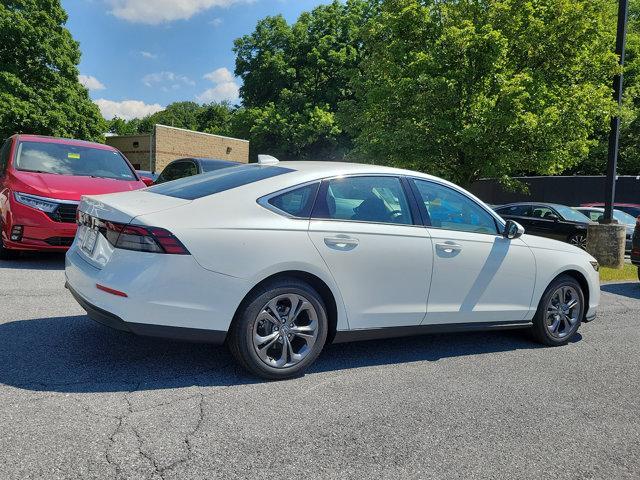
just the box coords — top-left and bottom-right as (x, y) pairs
(545, 286), (581, 339)
(252, 293), (319, 369)
(570, 234), (587, 250)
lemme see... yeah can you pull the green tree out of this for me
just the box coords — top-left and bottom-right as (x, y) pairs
(233, 0), (376, 160)
(0, 0), (105, 140)
(345, 0), (620, 186)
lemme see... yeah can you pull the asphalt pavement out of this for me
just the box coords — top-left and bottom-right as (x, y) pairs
(1, 253), (639, 479)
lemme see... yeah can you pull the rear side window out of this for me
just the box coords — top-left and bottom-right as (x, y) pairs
(496, 205), (532, 217)
(156, 161), (198, 184)
(148, 164), (294, 200)
(267, 183), (319, 218)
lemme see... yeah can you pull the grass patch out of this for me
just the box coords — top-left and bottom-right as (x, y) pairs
(600, 263), (638, 283)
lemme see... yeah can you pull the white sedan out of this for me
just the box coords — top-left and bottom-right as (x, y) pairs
(65, 157), (600, 379)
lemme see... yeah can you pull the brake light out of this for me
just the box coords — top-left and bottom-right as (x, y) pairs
(103, 221), (190, 255)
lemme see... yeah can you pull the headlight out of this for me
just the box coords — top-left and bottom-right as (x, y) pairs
(590, 260), (600, 272)
(14, 192), (59, 213)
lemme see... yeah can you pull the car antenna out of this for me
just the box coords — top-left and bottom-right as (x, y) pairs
(258, 155), (280, 165)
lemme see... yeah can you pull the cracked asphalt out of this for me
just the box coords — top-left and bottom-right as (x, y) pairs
(1, 253), (640, 479)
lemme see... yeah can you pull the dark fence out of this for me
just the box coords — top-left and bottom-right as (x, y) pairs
(469, 175), (640, 206)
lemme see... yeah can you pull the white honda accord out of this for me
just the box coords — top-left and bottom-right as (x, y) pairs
(65, 157), (600, 379)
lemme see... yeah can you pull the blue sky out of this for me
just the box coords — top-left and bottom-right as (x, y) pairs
(63, 0), (331, 120)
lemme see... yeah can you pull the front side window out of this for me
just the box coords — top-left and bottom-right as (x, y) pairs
(413, 179), (498, 234)
(553, 205), (590, 223)
(313, 176), (413, 225)
(267, 183), (319, 218)
(156, 161), (198, 184)
(15, 141), (136, 181)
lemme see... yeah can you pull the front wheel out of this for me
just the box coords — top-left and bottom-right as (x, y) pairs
(227, 278), (328, 380)
(530, 274), (584, 346)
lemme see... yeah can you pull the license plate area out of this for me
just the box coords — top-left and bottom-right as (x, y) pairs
(81, 227), (99, 255)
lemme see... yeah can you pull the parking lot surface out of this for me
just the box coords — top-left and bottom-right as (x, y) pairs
(1, 254), (639, 480)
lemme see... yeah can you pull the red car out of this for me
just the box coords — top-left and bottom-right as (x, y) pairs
(0, 134), (147, 258)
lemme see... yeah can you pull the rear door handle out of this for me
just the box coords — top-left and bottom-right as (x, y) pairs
(436, 242), (462, 254)
(324, 236), (359, 250)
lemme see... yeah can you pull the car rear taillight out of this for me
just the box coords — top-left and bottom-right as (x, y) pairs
(103, 222), (189, 255)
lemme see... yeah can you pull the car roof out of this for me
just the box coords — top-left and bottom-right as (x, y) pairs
(13, 134), (116, 151)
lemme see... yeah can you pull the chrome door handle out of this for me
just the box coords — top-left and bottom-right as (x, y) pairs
(436, 242), (462, 253)
(324, 236), (359, 249)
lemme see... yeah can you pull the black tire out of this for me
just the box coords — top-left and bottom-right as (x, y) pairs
(227, 278), (328, 380)
(530, 274), (584, 346)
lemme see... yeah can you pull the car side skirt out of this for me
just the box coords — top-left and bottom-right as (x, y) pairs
(332, 321), (533, 344)
(67, 283), (227, 345)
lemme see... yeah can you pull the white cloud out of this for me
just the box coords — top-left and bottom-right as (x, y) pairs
(209, 17), (223, 27)
(140, 51), (158, 59)
(94, 99), (164, 120)
(107, 0), (253, 25)
(142, 71), (195, 88)
(78, 75), (106, 91)
(203, 67), (234, 84)
(197, 67), (239, 103)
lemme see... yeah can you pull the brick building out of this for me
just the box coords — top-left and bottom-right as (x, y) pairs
(106, 124), (249, 172)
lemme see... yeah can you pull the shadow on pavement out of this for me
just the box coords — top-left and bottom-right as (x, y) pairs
(0, 314), (564, 393)
(0, 252), (66, 270)
(601, 282), (640, 300)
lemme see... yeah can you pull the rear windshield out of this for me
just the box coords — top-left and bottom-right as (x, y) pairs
(147, 164), (294, 200)
(15, 141), (136, 181)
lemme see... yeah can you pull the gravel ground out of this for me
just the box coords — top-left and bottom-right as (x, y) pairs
(1, 253), (639, 480)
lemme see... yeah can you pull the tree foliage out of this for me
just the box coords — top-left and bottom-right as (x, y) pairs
(106, 101), (235, 137)
(232, 0), (376, 160)
(344, 0), (620, 185)
(0, 0), (105, 141)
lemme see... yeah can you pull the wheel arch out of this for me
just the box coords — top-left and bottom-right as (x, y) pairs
(232, 270), (340, 344)
(553, 269), (590, 321)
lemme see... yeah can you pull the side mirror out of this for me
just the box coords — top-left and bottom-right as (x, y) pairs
(140, 177), (154, 187)
(547, 214), (559, 222)
(504, 220), (524, 239)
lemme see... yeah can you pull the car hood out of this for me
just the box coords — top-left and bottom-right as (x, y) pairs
(12, 171), (145, 201)
(520, 233), (595, 258)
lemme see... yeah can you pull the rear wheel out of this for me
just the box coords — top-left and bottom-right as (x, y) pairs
(569, 233), (587, 250)
(227, 278), (328, 380)
(531, 274), (584, 346)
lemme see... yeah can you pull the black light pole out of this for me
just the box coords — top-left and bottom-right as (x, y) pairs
(603, 0), (629, 223)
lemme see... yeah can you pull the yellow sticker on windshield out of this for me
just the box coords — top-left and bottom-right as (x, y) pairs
(68, 153), (80, 159)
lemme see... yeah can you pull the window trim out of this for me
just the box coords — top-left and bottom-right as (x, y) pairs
(257, 181), (321, 219)
(409, 177), (504, 236)
(311, 174), (420, 227)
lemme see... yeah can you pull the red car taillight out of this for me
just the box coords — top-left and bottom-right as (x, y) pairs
(103, 221), (190, 255)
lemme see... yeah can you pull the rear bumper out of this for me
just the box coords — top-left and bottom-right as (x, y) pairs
(66, 282), (227, 344)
